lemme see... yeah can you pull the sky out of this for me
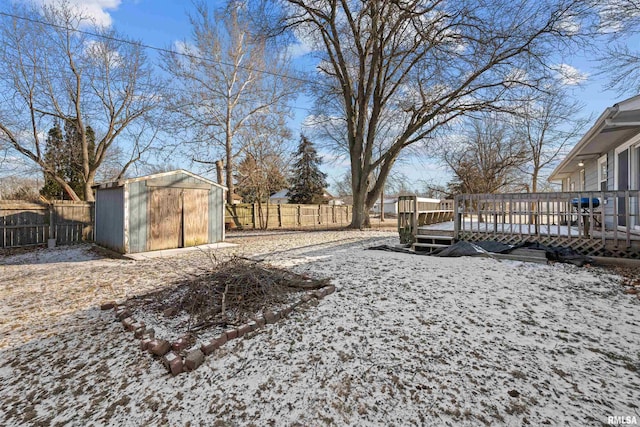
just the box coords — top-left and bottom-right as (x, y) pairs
(2, 0), (634, 193)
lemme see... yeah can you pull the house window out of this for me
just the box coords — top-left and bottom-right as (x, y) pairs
(598, 155), (607, 191)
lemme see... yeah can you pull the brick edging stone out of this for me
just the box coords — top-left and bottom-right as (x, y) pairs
(101, 284), (336, 376)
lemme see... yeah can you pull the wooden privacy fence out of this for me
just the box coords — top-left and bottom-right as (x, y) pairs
(225, 203), (352, 230)
(0, 201), (94, 248)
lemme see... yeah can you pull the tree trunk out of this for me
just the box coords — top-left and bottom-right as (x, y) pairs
(84, 169), (97, 202)
(530, 169), (539, 227)
(350, 188), (374, 228)
(225, 129), (234, 205)
(380, 189), (385, 222)
(263, 198), (269, 230)
(350, 200), (368, 229)
(349, 164), (369, 229)
(55, 174), (81, 202)
(216, 160), (224, 186)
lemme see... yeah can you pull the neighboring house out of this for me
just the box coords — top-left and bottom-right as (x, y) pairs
(549, 94), (640, 229)
(322, 190), (338, 204)
(269, 189), (340, 205)
(230, 192), (243, 205)
(371, 198), (401, 215)
(269, 189), (289, 204)
(373, 196), (444, 215)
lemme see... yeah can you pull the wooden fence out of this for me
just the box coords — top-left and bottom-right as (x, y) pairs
(0, 201), (94, 248)
(225, 203), (352, 230)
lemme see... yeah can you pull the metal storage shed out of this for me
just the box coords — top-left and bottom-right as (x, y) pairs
(93, 170), (226, 254)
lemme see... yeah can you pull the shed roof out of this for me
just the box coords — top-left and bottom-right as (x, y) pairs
(549, 94), (640, 181)
(93, 169), (227, 191)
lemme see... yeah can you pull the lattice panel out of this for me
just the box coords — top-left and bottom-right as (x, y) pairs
(457, 232), (640, 259)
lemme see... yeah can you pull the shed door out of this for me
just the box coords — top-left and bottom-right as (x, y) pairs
(183, 189), (209, 247)
(148, 187), (183, 251)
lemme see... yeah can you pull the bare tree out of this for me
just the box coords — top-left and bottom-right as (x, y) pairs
(0, 1), (160, 201)
(594, 0), (640, 94)
(443, 115), (528, 195)
(163, 1), (300, 204)
(0, 174), (42, 201)
(515, 86), (588, 193)
(235, 114), (291, 229)
(272, 0), (585, 228)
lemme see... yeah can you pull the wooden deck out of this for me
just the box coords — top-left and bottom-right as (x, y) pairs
(399, 192), (640, 258)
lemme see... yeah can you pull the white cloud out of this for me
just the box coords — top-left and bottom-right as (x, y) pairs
(26, 0), (121, 27)
(557, 16), (580, 35)
(173, 40), (198, 56)
(551, 64), (588, 86)
(597, 0), (640, 34)
(84, 39), (123, 67)
(286, 26), (319, 59)
(286, 41), (313, 59)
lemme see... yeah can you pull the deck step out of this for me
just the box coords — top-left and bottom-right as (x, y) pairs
(415, 235), (455, 241)
(413, 234), (455, 253)
(413, 243), (451, 248)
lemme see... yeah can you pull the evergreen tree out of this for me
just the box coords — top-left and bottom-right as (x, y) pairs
(40, 121), (65, 200)
(287, 135), (328, 204)
(40, 120), (96, 200)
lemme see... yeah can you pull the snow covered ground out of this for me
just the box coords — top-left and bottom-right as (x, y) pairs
(0, 230), (639, 426)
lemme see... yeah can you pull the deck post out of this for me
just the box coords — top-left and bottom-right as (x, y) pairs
(626, 190), (631, 247)
(601, 191), (606, 248)
(453, 196), (460, 239)
(412, 195), (418, 241)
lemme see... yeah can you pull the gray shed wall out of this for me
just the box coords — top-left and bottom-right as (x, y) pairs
(128, 181), (148, 254)
(209, 185), (224, 242)
(95, 187), (125, 252)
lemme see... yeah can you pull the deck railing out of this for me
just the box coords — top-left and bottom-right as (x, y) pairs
(398, 196), (454, 243)
(454, 191), (640, 248)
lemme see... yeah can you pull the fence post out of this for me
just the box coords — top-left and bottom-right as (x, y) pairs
(297, 205), (301, 226)
(278, 204), (282, 228)
(48, 204), (55, 245)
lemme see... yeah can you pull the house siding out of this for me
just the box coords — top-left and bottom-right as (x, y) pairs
(603, 150), (615, 229)
(585, 159), (598, 191)
(566, 170), (581, 191)
(607, 149), (615, 190)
